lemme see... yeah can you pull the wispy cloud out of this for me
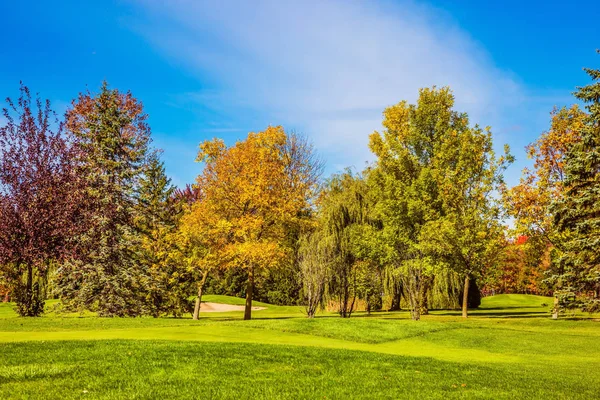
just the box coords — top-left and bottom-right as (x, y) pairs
(131, 0), (560, 179)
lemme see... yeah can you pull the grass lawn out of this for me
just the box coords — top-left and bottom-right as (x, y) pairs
(1, 295), (599, 399)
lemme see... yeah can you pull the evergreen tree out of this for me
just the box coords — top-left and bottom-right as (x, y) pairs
(56, 82), (152, 317)
(136, 153), (193, 317)
(136, 152), (176, 235)
(552, 58), (600, 312)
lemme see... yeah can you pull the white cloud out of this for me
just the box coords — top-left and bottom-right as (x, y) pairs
(132, 0), (533, 175)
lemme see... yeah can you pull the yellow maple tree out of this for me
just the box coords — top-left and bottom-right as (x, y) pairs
(186, 126), (320, 319)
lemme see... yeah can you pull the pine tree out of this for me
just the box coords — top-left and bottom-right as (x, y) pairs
(136, 153), (192, 317)
(56, 82), (152, 317)
(552, 57), (600, 312)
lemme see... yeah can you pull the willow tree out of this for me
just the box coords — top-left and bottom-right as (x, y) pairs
(298, 230), (333, 318)
(194, 128), (320, 320)
(316, 170), (377, 318)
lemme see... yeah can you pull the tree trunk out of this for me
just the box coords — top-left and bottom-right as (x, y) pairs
(244, 265), (254, 320)
(552, 294), (559, 320)
(192, 270), (209, 320)
(462, 275), (470, 318)
(27, 265), (33, 294)
(390, 281), (402, 311)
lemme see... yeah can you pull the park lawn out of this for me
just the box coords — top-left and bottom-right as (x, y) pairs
(0, 295), (599, 399)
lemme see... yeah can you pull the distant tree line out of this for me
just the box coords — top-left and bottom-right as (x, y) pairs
(0, 54), (598, 319)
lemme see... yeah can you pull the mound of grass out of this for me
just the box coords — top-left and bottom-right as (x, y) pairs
(480, 294), (552, 309)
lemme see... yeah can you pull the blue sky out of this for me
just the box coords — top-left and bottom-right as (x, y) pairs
(1, 0), (599, 187)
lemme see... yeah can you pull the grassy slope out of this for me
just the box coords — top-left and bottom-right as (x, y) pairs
(1, 294), (599, 399)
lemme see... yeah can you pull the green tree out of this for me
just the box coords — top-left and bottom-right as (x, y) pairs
(421, 114), (510, 318)
(552, 58), (600, 313)
(317, 170), (377, 317)
(56, 83), (152, 317)
(368, 88), (455, 320)
(369, 87), (510, 319)
(135, 153), (191, 317)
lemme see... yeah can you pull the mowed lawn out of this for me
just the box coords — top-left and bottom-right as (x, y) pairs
(1, 295), (599, 399)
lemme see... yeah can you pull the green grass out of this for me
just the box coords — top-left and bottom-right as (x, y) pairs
(1, 294), (599, 399)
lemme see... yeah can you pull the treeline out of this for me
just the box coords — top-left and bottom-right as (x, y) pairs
(1, 57), (599, 320)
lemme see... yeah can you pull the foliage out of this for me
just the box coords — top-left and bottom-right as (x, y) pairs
(0, 84), (83, 316)
(482, 236), (552, 296)
(316, 171), (379, 317)
(551, 59), (600, 312)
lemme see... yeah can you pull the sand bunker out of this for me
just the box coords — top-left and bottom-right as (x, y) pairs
(200, 302), (266, 313)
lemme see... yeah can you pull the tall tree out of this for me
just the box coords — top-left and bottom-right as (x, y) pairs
(552, 59), (600, 313)
(0, 84), (82, 316)
(194, 127), (320, 320)
(369, 87), (509, 319)
(421, 113), (510, 318)
(135, 153), (187, 317)
(368, 87), (456, 320)
(56, 82), (152, 317)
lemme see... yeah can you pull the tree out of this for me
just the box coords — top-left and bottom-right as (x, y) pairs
(55, 82), (152, 317)
(368, 87), (457, 320)
(298, 230), (331, 318)
(552, 58), (600, 313)
(316, 171), (376, 318)
(194, 127), (321, 320)
(369, 87), (509, 319)
(504, 105), (585, 244)
(421, 113), (510, 318)
(177, 198), (229, 320)
(135, 153), (190, 317)
(0, 84), (82, 316)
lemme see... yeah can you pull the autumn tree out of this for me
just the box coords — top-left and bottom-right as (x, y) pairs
(0, 84), (83, 316)
(55, 82), (152, 317)
(552, 59), (600, 313)
(504, 105), (585, 243)
(194, 127), (320, 320)
(177, 198), (229, 320)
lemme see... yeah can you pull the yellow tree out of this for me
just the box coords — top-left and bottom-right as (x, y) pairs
(194, 127), (320, 320)
(177, 199), (229, 320)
